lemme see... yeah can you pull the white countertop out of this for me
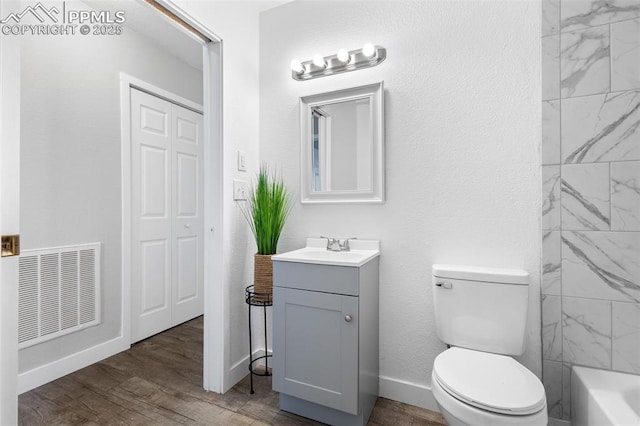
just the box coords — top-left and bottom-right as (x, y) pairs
(272, 238), (380, 267)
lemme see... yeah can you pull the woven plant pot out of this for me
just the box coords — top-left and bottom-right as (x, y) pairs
(254, 254), (273, 299)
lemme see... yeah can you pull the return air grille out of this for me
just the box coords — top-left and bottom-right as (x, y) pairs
(18, 243), (101, 349)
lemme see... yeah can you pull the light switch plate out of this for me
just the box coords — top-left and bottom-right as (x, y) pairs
(233, 180), (248, 200)
(237, 150), (247, 172)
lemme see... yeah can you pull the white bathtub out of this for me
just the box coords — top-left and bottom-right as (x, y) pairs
(571, 366), (640, 426)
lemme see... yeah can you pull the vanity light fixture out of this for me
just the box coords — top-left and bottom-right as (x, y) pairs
(290, 43), (386, 81)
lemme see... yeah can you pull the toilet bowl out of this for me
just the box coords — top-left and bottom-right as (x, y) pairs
(431, 347), (547, 426)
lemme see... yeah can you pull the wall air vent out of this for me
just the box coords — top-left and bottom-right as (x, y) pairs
(18, 243), (101, 349)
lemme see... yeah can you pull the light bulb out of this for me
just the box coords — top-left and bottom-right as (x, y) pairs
(312, 54), (327, 68)
(290, 59), (304, 74)
(362, 43), (376, 58)
(337, 48), (350, 63)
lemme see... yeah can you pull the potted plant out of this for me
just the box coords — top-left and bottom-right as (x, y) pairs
(240, 164), (293, 296)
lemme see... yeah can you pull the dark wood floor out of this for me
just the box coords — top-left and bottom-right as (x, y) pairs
(19, 317), (446, 425)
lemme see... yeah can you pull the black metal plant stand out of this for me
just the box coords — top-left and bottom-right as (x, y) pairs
(244, 285), (273, 394)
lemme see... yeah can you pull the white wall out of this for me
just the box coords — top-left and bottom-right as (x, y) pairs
(260, 0), (541, 408)
(19, 0), (202, 375)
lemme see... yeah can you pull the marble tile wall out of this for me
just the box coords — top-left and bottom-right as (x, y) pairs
(540, 0), (640, 421)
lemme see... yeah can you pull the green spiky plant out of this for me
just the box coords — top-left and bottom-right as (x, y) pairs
(240, 164), (293, 255)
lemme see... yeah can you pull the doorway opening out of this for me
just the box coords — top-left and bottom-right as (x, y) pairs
(14, 0), (224, 410)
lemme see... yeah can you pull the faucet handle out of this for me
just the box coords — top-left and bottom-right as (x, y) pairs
(320, 236), (336, 250)
(340, 237), (357, 251)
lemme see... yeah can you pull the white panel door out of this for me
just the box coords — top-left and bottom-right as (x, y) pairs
(131, 89), (173, 341)
(131, 89), (204, 343)
(171, 104), (204, 325)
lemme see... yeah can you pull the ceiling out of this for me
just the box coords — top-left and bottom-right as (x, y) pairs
(83, 0), (203, 70)
(81, 0), (296, 72)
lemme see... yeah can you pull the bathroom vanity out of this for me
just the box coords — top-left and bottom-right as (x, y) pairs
(272, 238), (380, 426)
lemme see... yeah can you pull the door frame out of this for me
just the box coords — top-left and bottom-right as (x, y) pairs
(120, 3), (225, 391)
(0, 0), (21, 422)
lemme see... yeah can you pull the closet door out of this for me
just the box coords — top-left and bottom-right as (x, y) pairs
(171, 104), (204, 325)
(131, 89), (173, 342)
(131, 89), (204, 343)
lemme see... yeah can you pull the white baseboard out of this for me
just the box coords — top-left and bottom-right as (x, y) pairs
(228, 349), (271, 391)
(378, 375), (440, 412)
(228, 353), (251, 388)
(18, 335), (129, 394)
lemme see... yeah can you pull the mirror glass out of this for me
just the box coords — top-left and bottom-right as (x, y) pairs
(311, 98), (372, 192)
(301, 82), (384, 203)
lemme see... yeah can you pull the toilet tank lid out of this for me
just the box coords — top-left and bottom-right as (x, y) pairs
(432, 264), (529, 285)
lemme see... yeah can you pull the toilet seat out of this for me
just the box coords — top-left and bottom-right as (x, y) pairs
(433, 347), (546, 416)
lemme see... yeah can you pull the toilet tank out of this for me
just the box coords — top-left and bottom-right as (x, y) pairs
(432, 264), (529, 356)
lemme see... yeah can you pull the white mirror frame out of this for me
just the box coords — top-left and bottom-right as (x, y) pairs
(300, 82), (384, 204)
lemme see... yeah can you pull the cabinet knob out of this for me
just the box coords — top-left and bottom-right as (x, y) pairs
(345, 315), (352, 322)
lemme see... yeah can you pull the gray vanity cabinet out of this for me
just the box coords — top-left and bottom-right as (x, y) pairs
(272, 259), (379, 426)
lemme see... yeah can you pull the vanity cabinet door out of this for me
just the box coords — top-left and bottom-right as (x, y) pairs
(273, 287), (358, 415)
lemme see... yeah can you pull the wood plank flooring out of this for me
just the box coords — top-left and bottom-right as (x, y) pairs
(19, 317), (446, 425)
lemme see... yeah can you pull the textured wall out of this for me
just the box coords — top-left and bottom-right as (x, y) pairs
(260, 0), (541, 407)
(540, 0), (640, 421)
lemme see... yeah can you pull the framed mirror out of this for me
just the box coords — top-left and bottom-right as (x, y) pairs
(300, 82), (384, 203)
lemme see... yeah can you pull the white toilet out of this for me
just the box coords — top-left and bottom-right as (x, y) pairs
(431, 264), (547, 426)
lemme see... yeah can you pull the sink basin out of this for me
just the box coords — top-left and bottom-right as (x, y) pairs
(272, 238), (380, 267)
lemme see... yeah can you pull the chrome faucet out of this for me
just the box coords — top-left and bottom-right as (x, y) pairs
(320, 236), (356, 252)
